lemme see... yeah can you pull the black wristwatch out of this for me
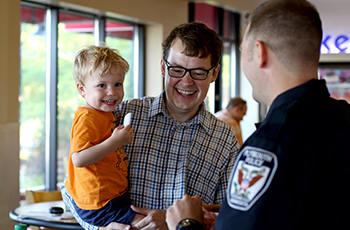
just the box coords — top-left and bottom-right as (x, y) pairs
(176, 218), (205, 230)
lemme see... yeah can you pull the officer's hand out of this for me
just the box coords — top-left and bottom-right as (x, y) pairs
(166, 195), (205, 230)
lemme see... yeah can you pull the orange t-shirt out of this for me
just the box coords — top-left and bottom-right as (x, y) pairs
(65, 107), (128, 210)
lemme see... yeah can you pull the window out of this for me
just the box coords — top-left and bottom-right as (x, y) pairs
(20, 5), (46, 190)
(189, 3), (240, 112)
(220, 41), (233, 109)
(19, 1), (144, 191)
(105, 18), (136, 100)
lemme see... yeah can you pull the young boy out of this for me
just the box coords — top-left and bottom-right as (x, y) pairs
(65, 45), (143, 226)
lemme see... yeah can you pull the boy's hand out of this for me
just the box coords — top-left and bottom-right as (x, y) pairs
(110, 125), (134, 147)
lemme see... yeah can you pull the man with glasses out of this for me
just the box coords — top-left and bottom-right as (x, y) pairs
(61, 22), (239, 230)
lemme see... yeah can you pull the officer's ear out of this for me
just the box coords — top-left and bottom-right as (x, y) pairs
(255, 40), (268, 69)
(233, 106), (240, 114)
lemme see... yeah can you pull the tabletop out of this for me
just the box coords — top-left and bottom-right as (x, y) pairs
(9, 200), (83, 230)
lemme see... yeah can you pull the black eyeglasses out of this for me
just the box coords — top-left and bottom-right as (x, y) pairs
(164, 60), (215, 80)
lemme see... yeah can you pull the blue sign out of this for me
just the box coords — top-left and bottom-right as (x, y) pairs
(322, 35), (350, 53)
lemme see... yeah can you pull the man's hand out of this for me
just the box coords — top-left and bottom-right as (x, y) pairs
(166, 195), (205, 230)
(202, 204), (221, 230)
(131, 206), (168, 230)
(98, 222), (130, 230)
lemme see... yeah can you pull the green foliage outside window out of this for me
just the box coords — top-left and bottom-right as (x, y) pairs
(20, 15), (135, 190)
(20, 22), (46, 189)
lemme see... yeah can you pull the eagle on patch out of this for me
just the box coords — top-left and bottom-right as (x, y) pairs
(237, 162), (265, 196)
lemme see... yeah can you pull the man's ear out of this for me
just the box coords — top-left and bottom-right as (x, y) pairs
(210, 64), (221, 83)
(160, 59), (166, 78)
(255, 40), (268, 68)
(76, 82), (86, 97)
(232, 106), (240, 114)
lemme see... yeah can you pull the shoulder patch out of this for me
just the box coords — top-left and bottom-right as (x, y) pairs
(227, 146), (278, 211)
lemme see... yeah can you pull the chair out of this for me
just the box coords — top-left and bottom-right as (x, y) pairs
(25, 190), (63, 230)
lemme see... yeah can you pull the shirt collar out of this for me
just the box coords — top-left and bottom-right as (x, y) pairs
(149, 91), (211, 134)
(149, 91), (165, 118)
(196, 106), (212, 135)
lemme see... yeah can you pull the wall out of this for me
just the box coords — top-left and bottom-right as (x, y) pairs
(0, 0), (21, 229)
(178, 0), (264, 12)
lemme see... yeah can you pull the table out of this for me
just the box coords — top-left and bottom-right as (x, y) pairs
(9, 201), (83, 230)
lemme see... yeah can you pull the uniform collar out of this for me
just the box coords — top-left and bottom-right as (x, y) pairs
(270, 79), (329, 111)
(256, 79), (329, 140)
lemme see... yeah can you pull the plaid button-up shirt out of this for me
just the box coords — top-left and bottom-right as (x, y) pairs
(62, 91), (239, 229)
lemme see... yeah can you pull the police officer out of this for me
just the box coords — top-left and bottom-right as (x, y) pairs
(166, 0), (350, 229)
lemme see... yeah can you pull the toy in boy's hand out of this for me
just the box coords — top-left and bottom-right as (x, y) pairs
(124, 113), (131, 126)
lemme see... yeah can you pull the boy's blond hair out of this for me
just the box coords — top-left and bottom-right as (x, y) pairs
(73, 45), (129, 85)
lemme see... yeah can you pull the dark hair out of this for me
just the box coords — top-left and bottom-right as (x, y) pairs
(246, 0), (322, 70)
(162, 22), (223, 68)
(227, 97), (247, 110)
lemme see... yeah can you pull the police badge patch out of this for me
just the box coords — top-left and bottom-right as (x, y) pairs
(227, 146), (278, 211)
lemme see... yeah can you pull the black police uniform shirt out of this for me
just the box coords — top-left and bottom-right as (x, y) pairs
(216, 79), (350, 230)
